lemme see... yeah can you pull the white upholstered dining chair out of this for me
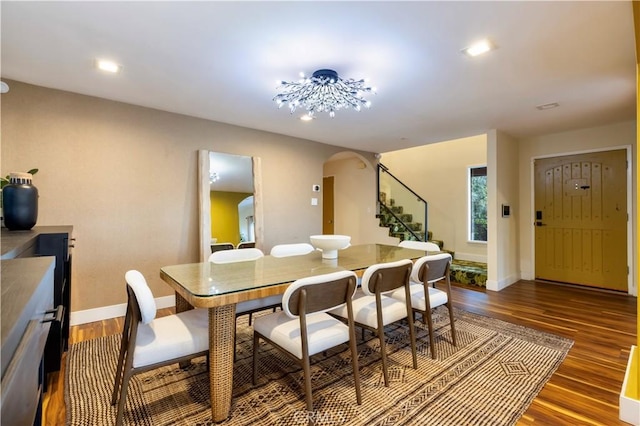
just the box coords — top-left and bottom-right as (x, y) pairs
(269, 242), (315, 257)
(390, 253), (457, 359)
(208, 248), (281, 326)
(252, 270), (362, 413)
(237, 241), (256, 249)
(111, 270), (209, 426)
(208, 247), (264, 263)
(398, 239), (441, 253)
(210, 242), (235, 254)
(330, 259), (418, 386)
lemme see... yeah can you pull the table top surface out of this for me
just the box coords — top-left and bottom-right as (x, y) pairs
(160, 244), (429, 304)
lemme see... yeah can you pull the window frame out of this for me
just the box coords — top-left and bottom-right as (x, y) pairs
(468, 165), (488, 243)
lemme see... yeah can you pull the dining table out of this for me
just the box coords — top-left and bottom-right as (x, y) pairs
(159, 243), (430, 422)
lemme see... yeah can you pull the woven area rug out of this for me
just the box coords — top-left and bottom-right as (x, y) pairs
(66, 307), (573, 426)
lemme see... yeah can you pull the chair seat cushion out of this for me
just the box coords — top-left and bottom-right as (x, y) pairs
(237, 294), (282, 314)
(253, 311), (350, 359)
(390, 284), (448, 312)
(133, 308), (209, 368)
(330, 289), (409, 329)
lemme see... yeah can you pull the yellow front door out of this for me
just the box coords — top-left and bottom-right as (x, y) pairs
(534, 149), (627, 291)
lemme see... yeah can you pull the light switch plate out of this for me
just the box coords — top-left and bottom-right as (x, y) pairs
(311, 198), (318, 206)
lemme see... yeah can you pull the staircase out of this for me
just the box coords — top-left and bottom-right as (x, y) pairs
(377, 165), (487, 287)
(378, 192), (427, 241)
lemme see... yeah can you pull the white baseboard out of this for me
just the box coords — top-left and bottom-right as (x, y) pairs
(69, 295), (176, 326)
(620, 345), (639, 425)
(453, 252), (487, 263)
(485, 273), (520, 292)
(520, 271), (534, 280)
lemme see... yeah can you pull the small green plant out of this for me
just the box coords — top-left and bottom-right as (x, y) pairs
(0, 169), (38, 189)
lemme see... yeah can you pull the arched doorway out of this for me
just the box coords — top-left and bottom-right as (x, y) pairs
(323, 152), (397, 245)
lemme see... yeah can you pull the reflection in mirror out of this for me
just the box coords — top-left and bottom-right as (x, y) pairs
(198, 150), (263, 262)
(209, 153), (253, 246)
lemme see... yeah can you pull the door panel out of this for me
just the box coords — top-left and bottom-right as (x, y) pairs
(534, 150), (627, 291)
(322, 176), (334, 234)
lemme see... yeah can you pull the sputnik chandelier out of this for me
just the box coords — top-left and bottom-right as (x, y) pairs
(273, 69), (375, 118)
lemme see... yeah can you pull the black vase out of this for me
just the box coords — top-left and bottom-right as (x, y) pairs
(3, 174), (38, 231)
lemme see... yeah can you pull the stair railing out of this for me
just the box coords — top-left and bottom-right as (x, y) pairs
(377, 163), (428, 241)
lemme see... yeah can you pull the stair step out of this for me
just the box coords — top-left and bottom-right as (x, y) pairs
(450, 260), (487, 287)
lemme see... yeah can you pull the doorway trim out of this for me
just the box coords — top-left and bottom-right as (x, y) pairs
(528, 144), (635, 295)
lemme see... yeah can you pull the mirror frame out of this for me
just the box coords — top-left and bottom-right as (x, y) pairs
(198, 150), (264, 261)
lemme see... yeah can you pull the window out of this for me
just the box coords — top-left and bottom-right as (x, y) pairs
(469, 166), (487, 242)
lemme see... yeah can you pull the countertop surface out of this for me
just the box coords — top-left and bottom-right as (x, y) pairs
(1, 226), (73, 259)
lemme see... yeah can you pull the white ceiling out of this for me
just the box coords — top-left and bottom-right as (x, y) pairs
(1, 1), (636, 154)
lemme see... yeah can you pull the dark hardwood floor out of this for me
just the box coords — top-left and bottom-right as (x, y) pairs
(43, 280), (637, 425)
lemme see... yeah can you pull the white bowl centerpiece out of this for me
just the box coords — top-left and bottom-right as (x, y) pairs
(310, 235), (351, 259)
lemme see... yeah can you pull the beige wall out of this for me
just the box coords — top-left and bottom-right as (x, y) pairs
(517, 120), (636, 293)
(380, 135), (488, 260)
(1, 80), (376, 311)
(323, 153), (398, 245)
(487, 130), (520, 290)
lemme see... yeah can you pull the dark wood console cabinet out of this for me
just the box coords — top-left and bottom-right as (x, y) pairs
(1, 226), (74, 375)
(1, 256), (55, 425)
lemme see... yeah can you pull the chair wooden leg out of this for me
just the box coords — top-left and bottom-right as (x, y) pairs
(424, 308), (437, 359)
(349, 335), (362, 405)
(407, 311), (418, 370)
(248, 312), (253, 326)
(111, 334), (128, 405)
(252, 333), (260, 385)
(111, 313), (131, 405)
(115, 371), (133, 426)
(302, 352), (314, 413)
(234, 319), (238, 363)
(447, 302), (457, 346)
(378, 326), (390, 387)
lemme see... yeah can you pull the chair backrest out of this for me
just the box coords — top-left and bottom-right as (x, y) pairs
(412, 253), (452, 284)
(208, 247), (264, 263)
(211, 242), (235, 254)
(270, 243), (315, 257)
(124, 270), (156, 324)
(399, 240), (441, 252)
(282, 270), (358, 318)
(237, 241), (256, 249)
(361, 259), (413, 296)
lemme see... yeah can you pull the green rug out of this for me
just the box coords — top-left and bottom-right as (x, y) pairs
(66, 307), (572, 425)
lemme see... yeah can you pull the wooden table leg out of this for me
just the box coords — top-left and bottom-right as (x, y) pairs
(175, 291), (193, 313)
(209, 304), (236, 422)
(175, 292), (196, 369)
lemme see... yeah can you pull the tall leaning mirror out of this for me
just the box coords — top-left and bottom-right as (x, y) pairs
(198, 150), (264, 262)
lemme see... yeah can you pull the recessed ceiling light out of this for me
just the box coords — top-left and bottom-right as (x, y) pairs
(299, 114), (314, 122)
(536, 102), (559, 110)
(462, 39), (494, 57)
(96, 59), (121, 73)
